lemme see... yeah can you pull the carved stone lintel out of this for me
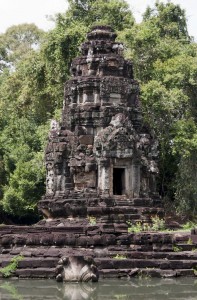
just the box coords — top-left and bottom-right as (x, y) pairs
(56, 256), (99, 282)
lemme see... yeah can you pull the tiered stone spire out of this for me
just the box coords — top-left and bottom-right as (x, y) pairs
(39, 25), (162, 223)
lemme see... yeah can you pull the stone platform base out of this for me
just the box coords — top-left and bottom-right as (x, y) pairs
(0, 221), (197, 279)
(39, 192), (164, 223)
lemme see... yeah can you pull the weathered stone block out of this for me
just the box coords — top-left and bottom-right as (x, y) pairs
(16, 268), (56, 278)
(1, 235), (13, 246)
(44, 248), (61, 257)
(79, 135), (94, 145)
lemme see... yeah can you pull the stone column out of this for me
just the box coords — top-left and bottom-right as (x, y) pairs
(98, 158), (110, 196)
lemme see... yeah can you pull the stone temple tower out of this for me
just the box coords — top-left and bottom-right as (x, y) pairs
(39, 25), (163, 223)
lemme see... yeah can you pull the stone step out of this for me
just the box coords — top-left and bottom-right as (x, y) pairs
(1, 255), (196, 271)
(1, 246), (95, 258)
(0, 255), (196, 280)
(1, 248), (197, 262)
(100, 268), (195, 278)
(175, 243), (195, 251)
(0, 267), (56, 279)
(88, 206), (138, 214)
(3, 266), (195, 279)
(87, 206), (164, 216)
(43, 196), (163, 206)
(95, 258), (197, 270)
(15, 267), (56, 279)
(0, 257), (58, 269)
(97, 250), (197, 260)
(0, 232), (194, 249)
(98, 214), (141, 223)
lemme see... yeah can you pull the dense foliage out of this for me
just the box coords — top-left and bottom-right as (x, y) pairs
(124, 2), (197, 217)
(0, 0), (196, 223)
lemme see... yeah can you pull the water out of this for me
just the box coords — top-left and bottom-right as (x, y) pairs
(0, 278), (197, 300)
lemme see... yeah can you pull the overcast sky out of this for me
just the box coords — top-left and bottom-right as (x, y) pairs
(0, 0), (196, 40)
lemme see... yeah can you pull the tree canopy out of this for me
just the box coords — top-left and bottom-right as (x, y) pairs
(121, 1), (197, 217)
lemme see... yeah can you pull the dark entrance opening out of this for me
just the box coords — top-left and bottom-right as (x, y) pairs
(113, 168), (125, 195)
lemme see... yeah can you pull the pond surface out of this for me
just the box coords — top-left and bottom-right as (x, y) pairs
(0, 278), (197, 300)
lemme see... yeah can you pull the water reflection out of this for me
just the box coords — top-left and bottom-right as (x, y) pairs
(61, 282), (97, 300)
(0, 278), (197, 300)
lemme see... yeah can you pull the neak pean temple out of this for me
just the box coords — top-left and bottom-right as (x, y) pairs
(0, 26), (197, 282)
(39, 25), (162, 222)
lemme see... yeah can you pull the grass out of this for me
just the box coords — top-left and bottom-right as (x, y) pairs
(127, 216), (166, 233)
(182, 221), (197, 230)
(172, 245), (182, 252)
(127, 217), (197, 233)
(0, 255), (23, 278)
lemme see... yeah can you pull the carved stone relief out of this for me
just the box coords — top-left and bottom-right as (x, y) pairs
(56, 256), (99, 282)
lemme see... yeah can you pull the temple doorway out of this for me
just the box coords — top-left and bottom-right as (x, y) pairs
(113, 168), (125, 195)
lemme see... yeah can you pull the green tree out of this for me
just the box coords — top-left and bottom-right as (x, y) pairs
(0, 0), (135, 222)
(0, 115), (48, 221)
(143, 1), (189, 39)
(66, 0), (134, 30)
(0, 0), (196, 221)
(0, 26), (48, 222)
(0, 23), (44, 68)
(122, 1), (197, 217)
